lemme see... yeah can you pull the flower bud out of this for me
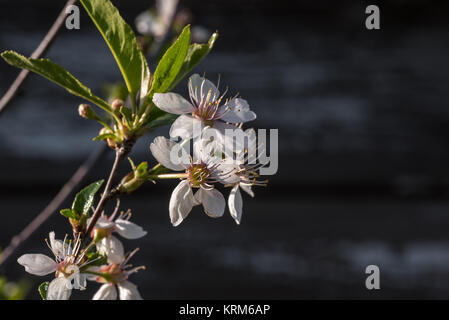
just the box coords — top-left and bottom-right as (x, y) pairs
(119, 172), (144, 194)
(111, 99), (123, 112)
(91, 227), (107, 243)
(99, 127), (110, 136)
(107, 138), (118, 150)
(118, 121), (129, 139)
(78, 104), (97, 119)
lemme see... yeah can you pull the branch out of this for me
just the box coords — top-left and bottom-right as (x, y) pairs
(0, 0), (78, 115)
(85, 141), (132, 237)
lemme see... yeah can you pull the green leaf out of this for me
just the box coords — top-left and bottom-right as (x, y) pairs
(151, 25), (191, 94)
(169, 32), (218, 91)
(72, 180), (104, 217)
(60, 209), (78, 220)
(136, 162), (148, 177)
(38, 282), (49, 300)
(80, 0), (145, 101)
(139, 51), (151, 108)
(1, 51), (111, 113)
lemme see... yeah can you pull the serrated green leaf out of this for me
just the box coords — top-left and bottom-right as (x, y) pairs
(151, 25), (191, 94)
(1, 51), (111, 113)
(72, 180), (104, 217)
(80, 0), (145, 101)
(169, 32), (218, 91)
(38, 282), (49, 300)
(60, 208), (78, 220)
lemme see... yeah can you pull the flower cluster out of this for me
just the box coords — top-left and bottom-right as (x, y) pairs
(17, 206), (147, 300)
(6, 0), (275, 299)
(150, 74), (268, 226)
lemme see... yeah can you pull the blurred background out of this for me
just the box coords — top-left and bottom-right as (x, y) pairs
(1, 0), (449, 299)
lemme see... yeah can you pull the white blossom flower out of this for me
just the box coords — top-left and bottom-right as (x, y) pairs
(90, 249), (144, 300)
(91, 209), (147, 264)
(150, 135), (235, 226)
(17, 232), (89, 300)
(152, 74), (256, 141)
(220, 129), (269, 225)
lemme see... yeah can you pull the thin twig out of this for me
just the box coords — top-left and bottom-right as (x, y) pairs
(85, 144), (129, 237)
(0, 0), (77, 115)
(0, 144), (107, 268)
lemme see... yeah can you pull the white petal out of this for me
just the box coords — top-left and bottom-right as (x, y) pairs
(240, 183), (255, 197)
(93, 283), (117, 300)
(243, 128), (259, 164)
(228, 185), (243, 225)
(219, 98), (256, 123)
(96, 216), (115, 229)
(169, 180), (194, 226)
(49, 231), (64, 258)
(46, 277), (72, 300)
(85, 266), (101, 281)
(196, 188), (225, 218)
(192, 131), (223, 164)
(115, 219), (147, 239)
(97, 236), (124, 264)
(17, 254), (57, 276)
(118, 281), (143, 300)
(188, 74), (219, 104)
(169, 114), (203, 139)
(212, 122), (246, 154)
(150, 136), (186, 171)
(153, 92), (195, 115)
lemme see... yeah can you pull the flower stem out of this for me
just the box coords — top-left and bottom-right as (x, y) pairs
(148, 173), (188, 180)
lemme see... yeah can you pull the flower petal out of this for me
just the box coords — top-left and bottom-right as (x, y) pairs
(169, 114), (203, 139)
(228, 185), (243, 225)
(189, 74), (219, 105)
(17, 254), (57, 276)
(169, 180), (194, 226)
(153, 92), (195, 115)
(150, 136), (186, 171)
(47, 277), (72, 300)
(85, 266), (101, 281)
(219, 98), (256, 123)
(197, 188), (225, 218)
(49, 231), (64, 258)
(118, 281), (143, 300)
(212, 122), (246, 154)
(93, 283), (117, 300)
(96, 216), (115, 229)
(97, 236), (124, 264)
(240, 183), (255, 197)
(115, 219), (148, 239)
